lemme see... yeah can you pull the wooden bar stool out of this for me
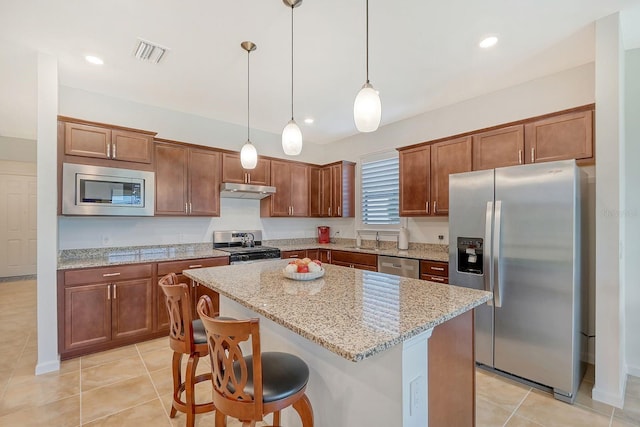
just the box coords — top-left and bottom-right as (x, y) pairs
(159, 273), (215, 427)
(197, 295), (314, 427)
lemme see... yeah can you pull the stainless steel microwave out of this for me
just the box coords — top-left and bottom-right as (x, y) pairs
(62, 163), (155, 216)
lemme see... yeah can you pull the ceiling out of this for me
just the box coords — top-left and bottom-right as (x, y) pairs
(1, 0), (639, 143)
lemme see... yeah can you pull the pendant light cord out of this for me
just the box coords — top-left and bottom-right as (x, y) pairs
(290, 4), (295, 120)
(365, 0), (370, 84)
(247, 48), (251, 142)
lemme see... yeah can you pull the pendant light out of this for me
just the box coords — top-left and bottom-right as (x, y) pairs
(282, 0), (303, 156)
(353, 0), (381, 132)
(240, 41), (258, 169)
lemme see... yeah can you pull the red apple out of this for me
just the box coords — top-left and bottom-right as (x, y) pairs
(297, 265), (309, 273)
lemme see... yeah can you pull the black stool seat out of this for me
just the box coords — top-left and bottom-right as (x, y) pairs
(232, 352), (310, 403)
(192, 319), (207, 344)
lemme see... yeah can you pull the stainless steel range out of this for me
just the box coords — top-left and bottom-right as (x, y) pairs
(213, 230), (281, 264)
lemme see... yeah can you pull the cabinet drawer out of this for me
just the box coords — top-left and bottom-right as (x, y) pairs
(281, 250), (308, 259)
(331, 250), (377, 267)
(64, 264), (153, 286)
(420, 260), (449, 277)
(421, 274), (449, 284)
(157, 257), (229, 276)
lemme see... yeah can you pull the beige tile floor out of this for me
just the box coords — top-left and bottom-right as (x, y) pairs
(1, 278), (639, 426)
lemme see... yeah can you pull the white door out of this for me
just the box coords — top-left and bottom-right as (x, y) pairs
(0, 173), (37, 277)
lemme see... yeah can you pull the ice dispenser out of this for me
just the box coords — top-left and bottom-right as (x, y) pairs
(457, 237), (483, 275)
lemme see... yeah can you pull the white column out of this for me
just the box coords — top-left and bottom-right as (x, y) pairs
(593, 13), (625, 407)
(35, 52), (60, 375)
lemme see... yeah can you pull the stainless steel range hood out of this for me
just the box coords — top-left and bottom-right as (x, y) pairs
(219, 182), (276, 199)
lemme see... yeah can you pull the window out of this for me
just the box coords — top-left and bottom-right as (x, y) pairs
(361, 156), (399, 225)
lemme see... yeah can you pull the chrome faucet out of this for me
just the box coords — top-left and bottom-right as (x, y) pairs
(375, 232), (380, 250)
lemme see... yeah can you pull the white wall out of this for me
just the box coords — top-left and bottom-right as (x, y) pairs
(625, 47), (640, 377)
(593, 13), (625, 407)
(0, 136), (36, 162)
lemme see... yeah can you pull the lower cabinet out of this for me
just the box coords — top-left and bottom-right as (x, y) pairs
(319, 249), (331, 264)
(330, 250), (378, 271)
(420, 260), (449, 284)
(281, 249), (320, 260)
(59, 263), (154, 359)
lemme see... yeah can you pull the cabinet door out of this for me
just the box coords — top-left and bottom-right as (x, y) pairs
(248, 158), (271, 186)
(306, 249), (319, 260)
(155, 143), (188, 215)
(524, 110), (593, 163)
(431, 137), (472, 216)
(290, 163), (309, 217)
(64, 283), (111, 350)
(319, 249), (331, 264)
(111, 278), (153, 340)
(320, 167), (332, 217)
(309, 166), (322, 217)
(111, 130), (153, 164)
(64, 122), (111, 159)
(282, 250), (307, 259)
(268, 160), (292, 216)
(189, 148), (221, 216)
(472, 125), (524, 171)
(399, 146), (430, 216)
(221, 153), (246, 184)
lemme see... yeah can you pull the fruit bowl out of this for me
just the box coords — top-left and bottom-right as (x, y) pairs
(282, 268), (325, 281)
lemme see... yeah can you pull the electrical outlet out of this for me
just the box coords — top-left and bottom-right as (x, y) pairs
(438, 235), (444, 241)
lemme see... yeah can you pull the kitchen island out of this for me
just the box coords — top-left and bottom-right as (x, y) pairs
(184, 260), (491, 427)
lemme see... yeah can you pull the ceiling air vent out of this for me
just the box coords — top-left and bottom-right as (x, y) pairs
(133, 39), (168, 63)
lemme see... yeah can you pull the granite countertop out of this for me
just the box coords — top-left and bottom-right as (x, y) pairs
(275, 242), (449, 262)
(57, 243), (230, 270)
(184, 260), (490, 362)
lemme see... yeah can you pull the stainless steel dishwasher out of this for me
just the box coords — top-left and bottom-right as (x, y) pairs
(377, 255), (420, 278)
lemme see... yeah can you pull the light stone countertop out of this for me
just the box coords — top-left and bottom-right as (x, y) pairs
(57, 243), (230, 270)
(184, 259), (491, 362)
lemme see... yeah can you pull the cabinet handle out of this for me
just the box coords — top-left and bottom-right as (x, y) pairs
(328, 207), (331, 216)
(106, 142), (112, 159)
(430, 266), (445, 271)
(189, 202), (192, 214)
(430, 276), (446, 282)
(338, 206), (341, 216)
(185, 203), (188, 213)
(247, 173), (251, 184)
(188, 264), (203, 268)
(107, 285), (111, 300)
(112, 143), (116, 159)
(426, 202), (429, 214)
(433, 201), (437, 214)
(102, 272), (121, 277)
(113, 284), (117, 298)
(518, 149), (522, 164)
(531, 147), (535, 163)
(288, 255), (299, 258)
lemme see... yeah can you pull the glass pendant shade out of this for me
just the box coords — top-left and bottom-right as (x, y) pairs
(354, 83), (381, 132)
(240, 141), (257, 169)
(282, 119), (302, 156)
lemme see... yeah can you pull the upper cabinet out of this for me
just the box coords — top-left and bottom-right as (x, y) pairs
(221, 153), (270, 185)
(260, 160), (309, 217)
(61, 118), (155, 168)
(309, 161), (355, 218)
(524, 110), (593, 164)
(399, 138), (472, 217)
(155, 140), (221, 217)
(472, 125), (524, 171)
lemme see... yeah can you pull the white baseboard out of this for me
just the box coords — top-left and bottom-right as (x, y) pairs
(628, 364), (640, 378)
(35, 357), (60, 375)
(592, 384), (625, 409)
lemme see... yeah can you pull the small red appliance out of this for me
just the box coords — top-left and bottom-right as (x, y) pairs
(317, 226), (330, 244)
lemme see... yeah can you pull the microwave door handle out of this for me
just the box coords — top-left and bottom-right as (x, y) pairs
(484, 201), (493, 306)
(493, 200), (503, 308)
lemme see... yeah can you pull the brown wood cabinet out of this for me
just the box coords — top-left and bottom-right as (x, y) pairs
(319, 249), (331, 264)
(221, 152), (271, 185)
(399, 137), (471, 217)
(281, 249), (320, 260)
(473, 125), (524, 171)
(420, 260), (449, 284)
(62, 120), (154, 165)
(330, 250), (377, 271)
(261, 160), (309, 217)
(156, 257), (229, 329)
(58, 263), (154, 359)
(155, 141), (221, 216)
(525, 110), (593, 164)
(309, 161), (355, 217)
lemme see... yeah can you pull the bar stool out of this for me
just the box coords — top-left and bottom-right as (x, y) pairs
(197, 295), (314, 427)
(159, 273), (215, 427)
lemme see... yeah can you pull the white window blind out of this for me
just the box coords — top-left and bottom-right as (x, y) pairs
(361, 156), (399, 225)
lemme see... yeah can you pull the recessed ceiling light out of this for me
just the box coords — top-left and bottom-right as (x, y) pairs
(85, 55), (104, 65)
(304, 118), (314, 125)
(479, 36), (498, 49)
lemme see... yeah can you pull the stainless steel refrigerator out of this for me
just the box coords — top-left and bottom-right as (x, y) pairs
(448, 159), (586, 403)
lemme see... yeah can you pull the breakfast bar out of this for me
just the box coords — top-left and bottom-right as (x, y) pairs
(184, 260), (491, 427)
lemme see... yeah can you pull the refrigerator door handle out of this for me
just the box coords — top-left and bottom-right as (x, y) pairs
(493, 200), (503, 307)
(484, 201), (493, 305)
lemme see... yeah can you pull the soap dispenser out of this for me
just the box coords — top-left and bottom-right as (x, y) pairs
(398, 226), (409, 250)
